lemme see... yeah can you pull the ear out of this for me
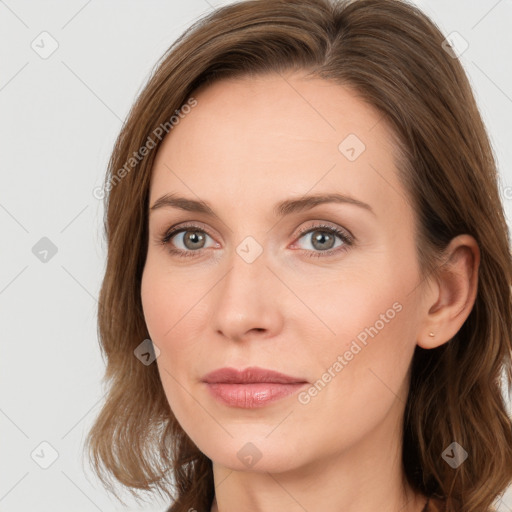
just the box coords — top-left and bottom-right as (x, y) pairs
(417, 234), (480, 349)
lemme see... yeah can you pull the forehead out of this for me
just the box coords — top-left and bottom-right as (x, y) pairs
(149, 72), (409, 223)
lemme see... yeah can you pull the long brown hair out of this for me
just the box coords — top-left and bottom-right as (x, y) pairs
(85, 1), (512, 511)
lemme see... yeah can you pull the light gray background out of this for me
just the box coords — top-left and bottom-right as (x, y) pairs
(1, 0), (511, 510)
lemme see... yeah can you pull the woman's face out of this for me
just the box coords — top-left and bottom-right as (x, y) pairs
(141, 72), (427, 473)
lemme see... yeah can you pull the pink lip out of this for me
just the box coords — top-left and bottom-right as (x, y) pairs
(201, 366), (308, 408)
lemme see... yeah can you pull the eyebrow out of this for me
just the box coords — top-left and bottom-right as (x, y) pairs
(149, 192), (375, 218)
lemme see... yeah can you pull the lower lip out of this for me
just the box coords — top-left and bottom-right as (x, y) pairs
(204, 382), (308, 408)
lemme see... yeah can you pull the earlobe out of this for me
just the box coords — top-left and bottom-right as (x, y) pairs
(417, 234), (480, 350)
(418, 326), (447, 350)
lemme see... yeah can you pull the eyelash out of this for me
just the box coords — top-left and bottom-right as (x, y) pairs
(159, 222), (354, 259)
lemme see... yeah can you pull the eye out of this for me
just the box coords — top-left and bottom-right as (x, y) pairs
(159, 223), (218, 257)
(293, 223), (354, 258)
(158, 221), (354, 259)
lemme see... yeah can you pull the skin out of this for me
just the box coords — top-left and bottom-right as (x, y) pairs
(140, 72), (480, 512)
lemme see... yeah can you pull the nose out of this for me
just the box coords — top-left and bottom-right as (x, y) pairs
(210, 249), (284, 343)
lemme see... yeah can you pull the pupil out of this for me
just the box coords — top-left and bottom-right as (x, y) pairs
(186, 231), (204, 249)
(313, 231), (334, 250)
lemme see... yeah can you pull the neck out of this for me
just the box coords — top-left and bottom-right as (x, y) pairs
(209, 402), (426, 512)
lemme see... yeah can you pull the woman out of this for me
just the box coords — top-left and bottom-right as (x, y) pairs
(85, 1), (512, 511)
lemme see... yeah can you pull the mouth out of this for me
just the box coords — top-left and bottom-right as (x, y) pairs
(201, 366), (309, 408)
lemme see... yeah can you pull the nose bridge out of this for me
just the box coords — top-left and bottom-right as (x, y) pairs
(219, 241), (270, 308)
(211, 240), (280, 339)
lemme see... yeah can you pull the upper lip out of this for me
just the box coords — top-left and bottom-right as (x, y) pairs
(201, 366), (308, 384)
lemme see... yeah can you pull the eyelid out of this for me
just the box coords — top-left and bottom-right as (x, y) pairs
(294, 221), (354, 243)
(158, 219), (355, 258)
(160, 221), (218, 243)
(160, 219), (352, 240)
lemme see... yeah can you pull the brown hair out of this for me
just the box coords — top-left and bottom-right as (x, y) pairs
(85, 1), (512, 511)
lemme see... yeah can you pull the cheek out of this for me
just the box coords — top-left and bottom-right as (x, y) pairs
(141, 265), (173, 343)
(140, 264), (207, 425)
(319, 290), (411, 387)
(306, 247), (420, 387)
(293, 290), (418, 450)
(140, 261), (210, 367)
